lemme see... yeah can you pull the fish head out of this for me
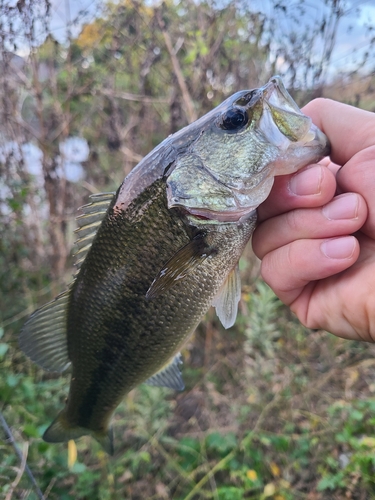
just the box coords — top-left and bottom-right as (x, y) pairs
(167, 75), (330, 222)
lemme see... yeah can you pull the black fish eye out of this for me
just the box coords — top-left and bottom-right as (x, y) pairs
(219, 108), (248, 131)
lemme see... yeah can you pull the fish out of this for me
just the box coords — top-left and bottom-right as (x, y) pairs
(19, 76), (330, 455)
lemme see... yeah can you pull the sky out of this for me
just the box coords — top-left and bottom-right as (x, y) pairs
(47, 0), (101, 44)
(1, 0), (373, 203)
(5, 0), (374, 77)
(48, 0), (375, 75)
(251, 0), (375, 76)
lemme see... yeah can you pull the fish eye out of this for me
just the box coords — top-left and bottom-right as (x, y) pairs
(219, 108), (248, 131)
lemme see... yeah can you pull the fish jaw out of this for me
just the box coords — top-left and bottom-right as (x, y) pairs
(167, 76), (330, 223)
(259, 75), (330, 174)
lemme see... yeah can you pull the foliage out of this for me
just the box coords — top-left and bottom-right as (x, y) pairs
(3, 282), (375, 498)
(1, 0), (375, 499)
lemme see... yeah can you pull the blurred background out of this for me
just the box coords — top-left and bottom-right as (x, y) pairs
(1, 0), (375, 498)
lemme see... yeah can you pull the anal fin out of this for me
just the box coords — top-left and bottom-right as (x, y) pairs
(212, 265), (241, 329)
(144, 353), (184, 391)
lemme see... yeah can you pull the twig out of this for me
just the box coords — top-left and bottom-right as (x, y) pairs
(156, 12), (197, 123)
(183, 449), (236, 500)
(1, 306), (35, 328)
(43, 477), (57, 499)
(148, 433), (195, 485)
(5, 442), (28, 500)
(97, 88), (170, 104)
(183, 388), (285, 500)
(0, 410), (46, 500)
(119, 145), (144, 163)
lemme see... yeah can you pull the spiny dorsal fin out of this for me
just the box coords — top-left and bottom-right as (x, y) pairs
(74, 192), (115, 270)
(146, 234), (213, 299)
(212, 264), (241, 329)
(144, 353), (184, 391)
(19, 291), (71, 372)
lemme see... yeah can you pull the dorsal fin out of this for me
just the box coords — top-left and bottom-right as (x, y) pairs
(19, 291), (71, 372)
(212, 265), (241, 329)
(74, 192), (115, 270)
(144, 353), (184, 391)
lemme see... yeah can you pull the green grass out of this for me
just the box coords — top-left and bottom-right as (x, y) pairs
(2, 280), (375, 499)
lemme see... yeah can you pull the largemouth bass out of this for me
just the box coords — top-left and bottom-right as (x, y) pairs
(20, 76), (329, 454)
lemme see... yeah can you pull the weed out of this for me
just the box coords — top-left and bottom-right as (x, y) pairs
(2, 281), (375, 498)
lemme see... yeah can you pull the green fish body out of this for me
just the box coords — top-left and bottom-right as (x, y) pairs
(20, 77), (330, 454)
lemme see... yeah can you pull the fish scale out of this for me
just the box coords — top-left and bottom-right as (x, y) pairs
(20, 76), (330, 454)
(66, 180), (256, 433)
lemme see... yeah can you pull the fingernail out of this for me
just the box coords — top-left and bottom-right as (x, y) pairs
(289, 167), (322, 196)
(321, 237), (356, 259)
(322, 193), (358, 220)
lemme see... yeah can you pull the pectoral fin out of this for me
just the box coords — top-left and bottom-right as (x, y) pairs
(145, 353), (184, 391)
(212, 265), (241, 329)
(146, 234), (213, 299)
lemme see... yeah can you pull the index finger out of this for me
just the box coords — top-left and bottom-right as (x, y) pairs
(302, 98), (375, 166)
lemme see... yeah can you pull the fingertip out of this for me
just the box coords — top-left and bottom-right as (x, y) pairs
(302, 99), (375, 166)
(258, 236), (360, 306)
(302, 98), (333, 127)
(258, 164), (336, 222)
(288, 164), (323, 196)
(320, 236), (358, 260)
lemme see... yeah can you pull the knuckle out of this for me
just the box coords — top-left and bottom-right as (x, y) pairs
(285, 209), (300, 233)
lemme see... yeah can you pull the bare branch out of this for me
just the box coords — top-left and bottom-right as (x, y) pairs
(97, 88), (170, 104)
(0, 411), (46, 500)
(5, 442), (28, 500)
(156, 11), (197, 123)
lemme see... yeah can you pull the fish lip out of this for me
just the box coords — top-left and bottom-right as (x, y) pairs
(180, 205), (258, 223)
(309, 124), (331, 156)
(261, 75), (330, 155)
(261, 75), (301, 114)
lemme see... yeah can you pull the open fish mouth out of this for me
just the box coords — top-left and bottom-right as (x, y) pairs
(167, 76), (330, 223)
(259, 75), (328, 154)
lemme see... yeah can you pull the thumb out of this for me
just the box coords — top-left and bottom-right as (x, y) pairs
(336, 145), (375, 239)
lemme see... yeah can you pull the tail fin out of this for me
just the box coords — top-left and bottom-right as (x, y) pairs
(43, 410), (114, 455)
(93, 426), (114, 455)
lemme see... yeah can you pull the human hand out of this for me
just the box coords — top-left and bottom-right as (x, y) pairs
(252, 98), (375, 342)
